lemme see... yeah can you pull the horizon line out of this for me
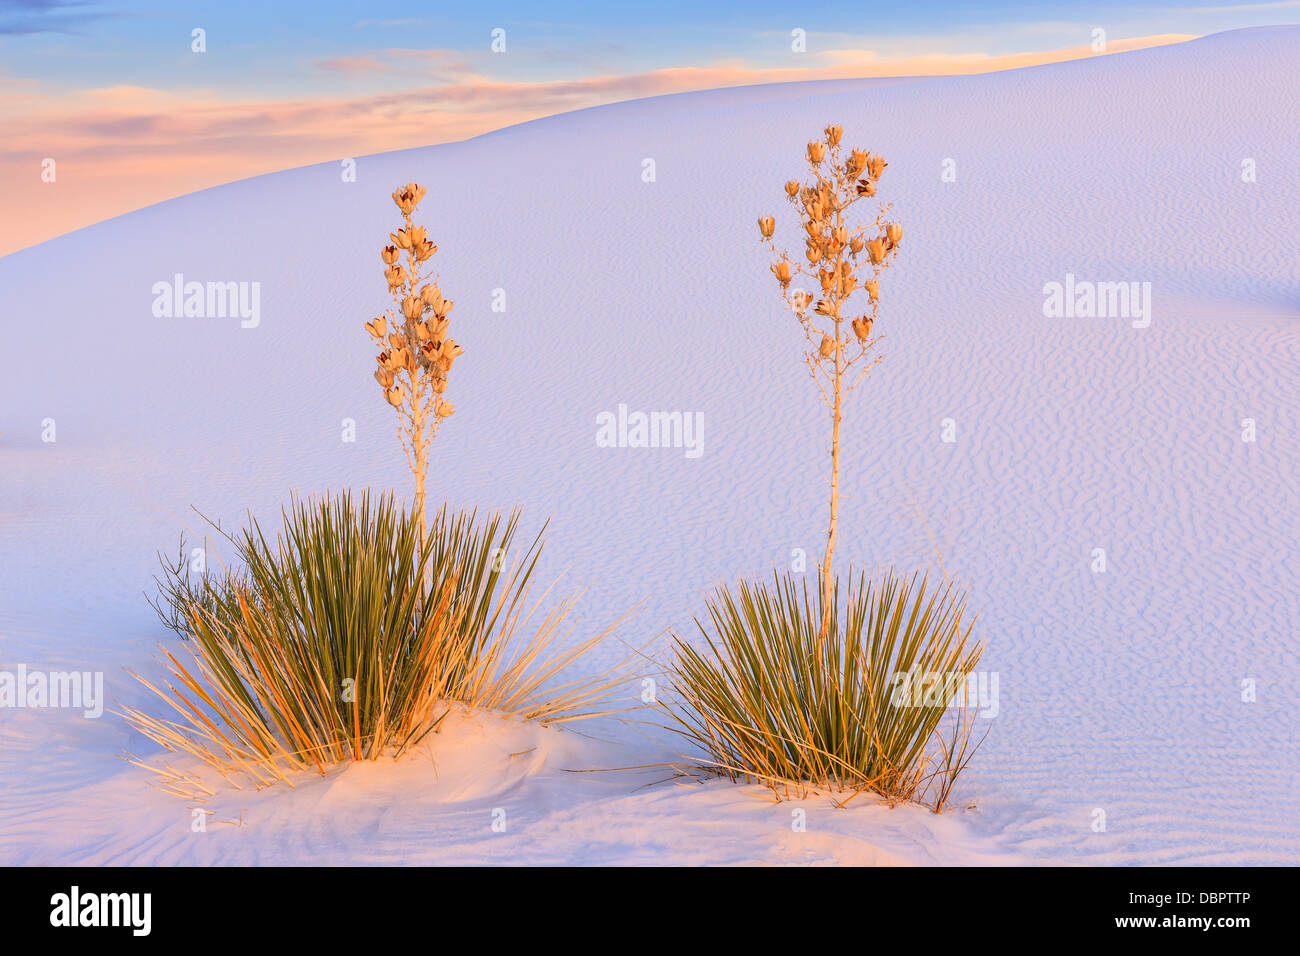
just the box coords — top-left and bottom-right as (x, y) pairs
(0, 30), (1209, 258)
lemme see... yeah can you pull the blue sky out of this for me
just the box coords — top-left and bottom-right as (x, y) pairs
(3, 0), (1298, 95)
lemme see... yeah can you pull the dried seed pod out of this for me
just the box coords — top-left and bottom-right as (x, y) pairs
(758, 216), (775, 240)
(850, 237), (864, 254)
(807, 141), (826, 164)
(384, 384), (404, 407)
(866, 280), (880, 302)
(401, 296), (424, 321)
(868, 239), (886, 264)
(771, 260), (792, 286)
(392, 183), (427, 216)
(852, 316), (874, 343)
(814, 299), (832, 317)
(784, 180), (800, 197)
(364, 316), (387, 339)
(374, 367), (394, 388)
(886, 223), (902, 244)
(435, 399), (454, 418)
(824, 125), (843, 147)
(381, 245), (400, 265)
(818, 335), (835, 358)
(855, 179), (876, 197)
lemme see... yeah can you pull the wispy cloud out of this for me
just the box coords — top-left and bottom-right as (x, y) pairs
(354, 18), (430, 28)
(316, 48), (479, 78)
(0, 0), (107, 36)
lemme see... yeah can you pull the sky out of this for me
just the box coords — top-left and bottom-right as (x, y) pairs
(1, 0), (1297, 256)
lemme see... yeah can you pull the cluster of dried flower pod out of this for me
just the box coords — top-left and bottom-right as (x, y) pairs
(368, 190), (459, 416)
(758, 124), (901, 360)
(365, 182), (460, 549)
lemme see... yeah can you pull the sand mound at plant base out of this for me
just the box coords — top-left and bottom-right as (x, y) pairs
(1, 703), (1027, 865)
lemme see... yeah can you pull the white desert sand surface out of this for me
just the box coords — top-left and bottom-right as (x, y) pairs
(0, 26), (1296, 865)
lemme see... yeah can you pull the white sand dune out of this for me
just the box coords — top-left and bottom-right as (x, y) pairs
(2, 705), (1021, 865)
(1, 26), (1296, 865)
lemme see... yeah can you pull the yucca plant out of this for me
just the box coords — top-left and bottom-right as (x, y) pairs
(759, 124), (900, 638)
(123, 491), (626, 798)
(664, 569), (982, 810)
(662, 129), (983, 810)
(366, 182), (459, 563)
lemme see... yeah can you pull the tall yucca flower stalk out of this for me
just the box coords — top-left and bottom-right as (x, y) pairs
(759, 126), (902, 639)
(366, 182), (459, 566)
